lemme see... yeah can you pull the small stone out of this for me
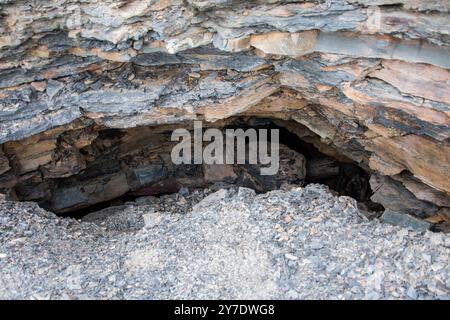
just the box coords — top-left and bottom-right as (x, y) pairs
(9, 237), (26, 245)
(133, 39), (143, 50)
(309, 216), (323, 223)
(365, 291), (381, 300)
(397, 229), (409, 238)
(380, 211), (432, 232)
(188, 72), (201, 78)
(132, 164), (167, 186)
(30, 81), (47, 92)
(46, 79), (64, 98)
(427, 232), (443, 246)
(310, 240), (324, 250)
(285, 253), (298, 261)
(142, 212), (162, 229)
(203, 164), (236, 183)
(192, 189), (228, 211)
(178, 187), (189, 197)
(178, 196), (187, 205)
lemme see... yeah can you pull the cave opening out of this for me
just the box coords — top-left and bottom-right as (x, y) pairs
(9, 117), (384, 219)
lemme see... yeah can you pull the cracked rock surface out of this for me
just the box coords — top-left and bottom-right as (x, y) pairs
(0, 184), (448, 299)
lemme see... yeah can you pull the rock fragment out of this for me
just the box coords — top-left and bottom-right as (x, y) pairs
(380, 210), (432, 232)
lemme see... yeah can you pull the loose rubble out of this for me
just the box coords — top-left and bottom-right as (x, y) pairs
(0, 184), (448, 300)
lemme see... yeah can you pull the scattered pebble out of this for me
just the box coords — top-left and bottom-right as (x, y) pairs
(0, 184), (448, 299)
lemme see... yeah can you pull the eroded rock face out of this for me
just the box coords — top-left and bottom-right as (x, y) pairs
(0, 0), (449, 221)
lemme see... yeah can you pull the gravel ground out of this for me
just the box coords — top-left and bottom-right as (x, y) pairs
(0, 184), (448, 299)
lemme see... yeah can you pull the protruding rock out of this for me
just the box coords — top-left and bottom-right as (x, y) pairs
(249, 31), (318, 57)
(380, 210), (432, 232)
(370, 175), (438, 218)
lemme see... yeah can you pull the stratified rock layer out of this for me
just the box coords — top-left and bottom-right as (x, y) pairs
(0, 0), (449, 219)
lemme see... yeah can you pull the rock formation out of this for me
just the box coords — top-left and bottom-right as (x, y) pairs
(0, 0), (449, 227)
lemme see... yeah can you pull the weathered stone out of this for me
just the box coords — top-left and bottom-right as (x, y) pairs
(235, 144), (306, 192)
(46, 80), (65, 99)
(41, 146), (86, 178)
(392, 173), (450, 208)
(4, 139), (56, 174)
(142, 211), (163, 229)
(367, 136), (450, 195)
(315, 33), (450, 69)
(129, 165), (168, 188)
(249, 31), (318, 57)
(203, 164), (236, 183)
(370, 175), (438, 218)
(380, 210), (432, 232)
(30, 81), (47, 92)
(349, 0), (450, 12)
(369, 60), (450, 105)
(129, 178), (181, 197)
(436, 208), (450, 222)
(50, 173), (130, 212)
(165, 27), (214, 54)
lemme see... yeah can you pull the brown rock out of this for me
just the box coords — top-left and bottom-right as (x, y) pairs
(392, 173), (450, 208)
(370, 60), (450, 105)
(30, 81), (47, 92)
(0, 150), (10, 175)
(4, 139), (56, 174)
(203, 164), (236, 183)
(42, 146), (86, 178)
(436, 207), (450, 222)
(367, 135), (450, 195)
(249, 31), (318, 57)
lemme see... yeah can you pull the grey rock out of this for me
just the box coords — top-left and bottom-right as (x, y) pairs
(370, 175), (438, 218)
(142, 212), (162, 229)
(130, 165), (168, 187)
(381, 210), (432, 232)
(46, 80), (65, 99)
(0, 184), (448, 299)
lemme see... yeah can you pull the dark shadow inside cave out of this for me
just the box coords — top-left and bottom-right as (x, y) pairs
(11, 117), (384, 219)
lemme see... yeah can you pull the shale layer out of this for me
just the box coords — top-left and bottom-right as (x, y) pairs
(0, 0), (449, 226)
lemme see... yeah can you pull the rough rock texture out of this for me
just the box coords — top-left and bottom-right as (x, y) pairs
(0, 1), (449, 221)
(0, 185), (448, 299)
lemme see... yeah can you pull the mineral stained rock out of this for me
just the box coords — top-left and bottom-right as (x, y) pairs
(0, 0), (449, 218)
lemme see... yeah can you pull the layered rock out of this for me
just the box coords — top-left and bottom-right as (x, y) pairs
(0, 0), (449, 223)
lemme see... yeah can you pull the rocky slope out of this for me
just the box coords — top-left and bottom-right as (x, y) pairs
(0, 0), (449, 225)
(0, 185), (449, 299)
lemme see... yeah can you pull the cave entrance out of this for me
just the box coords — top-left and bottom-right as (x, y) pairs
(11, 117), (384, 219)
